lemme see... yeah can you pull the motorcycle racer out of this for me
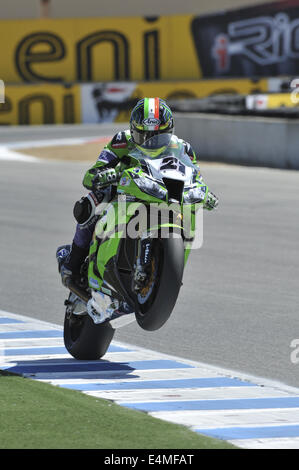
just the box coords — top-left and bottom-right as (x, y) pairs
(57, 97), (218, 287)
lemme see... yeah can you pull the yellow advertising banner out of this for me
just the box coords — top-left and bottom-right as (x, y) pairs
(246, 92), (299, 111)
(0, 79), (268, 126)
(0, 83), (81, 125)
(266, 93), (298, 108)
(0, 16), (201, 84)
(1, 4), (298, 85)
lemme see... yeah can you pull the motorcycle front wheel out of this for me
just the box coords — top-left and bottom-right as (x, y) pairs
(135, 232), (185, 331)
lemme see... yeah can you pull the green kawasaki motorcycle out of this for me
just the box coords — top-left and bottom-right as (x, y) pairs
(61, 134), (209, 360)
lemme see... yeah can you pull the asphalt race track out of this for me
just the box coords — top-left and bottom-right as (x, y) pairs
(1, 124), (299, 389)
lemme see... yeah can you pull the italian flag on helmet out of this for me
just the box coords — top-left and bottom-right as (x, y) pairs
(130, 97), (174, 156)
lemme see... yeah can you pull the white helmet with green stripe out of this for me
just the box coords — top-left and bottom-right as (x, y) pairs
(130, 97), (174, 157)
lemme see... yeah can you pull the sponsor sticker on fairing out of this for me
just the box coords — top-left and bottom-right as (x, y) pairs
(120, 176), (130, 186)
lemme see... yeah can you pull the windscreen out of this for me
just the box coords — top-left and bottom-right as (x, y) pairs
(130, 135), (198, 171)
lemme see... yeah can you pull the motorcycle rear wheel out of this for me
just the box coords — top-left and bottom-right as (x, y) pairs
(64, 309), (115, 360)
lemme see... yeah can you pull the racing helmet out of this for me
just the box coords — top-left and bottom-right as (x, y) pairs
(130, 97), (174, 156)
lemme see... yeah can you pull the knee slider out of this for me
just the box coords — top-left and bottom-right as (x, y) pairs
(73, 197), (92, 224)
(73, 193), (98, 225)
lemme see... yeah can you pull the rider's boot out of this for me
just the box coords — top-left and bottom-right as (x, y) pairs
(56, 242), (89, 287)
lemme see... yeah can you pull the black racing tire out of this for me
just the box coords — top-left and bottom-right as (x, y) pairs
(135, 233), (185, 331)
(64, 312), (115, 360)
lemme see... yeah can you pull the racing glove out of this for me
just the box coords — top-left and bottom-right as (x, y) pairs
(204, 191), (219, 210)
(92, 168), (119, 189)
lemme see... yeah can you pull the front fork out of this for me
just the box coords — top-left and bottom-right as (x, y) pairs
(133, 236), (153, 292)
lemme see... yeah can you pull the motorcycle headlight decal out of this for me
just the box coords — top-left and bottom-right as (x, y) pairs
(184, 185), (207, 204)
(134, 175), (167, 201)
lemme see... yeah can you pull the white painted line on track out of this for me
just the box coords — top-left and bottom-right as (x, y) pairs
(2, 309), (299, 449)
(7, 137), (99, 149)
(0, 136), (110, 162)
(0, 146), (40, 162)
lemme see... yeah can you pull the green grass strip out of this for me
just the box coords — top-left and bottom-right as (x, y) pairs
(0, 373), (237, 449)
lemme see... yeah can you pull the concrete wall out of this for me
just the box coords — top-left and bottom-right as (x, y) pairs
(0, 0), (276, 19)
(174, 113), (299, 170)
